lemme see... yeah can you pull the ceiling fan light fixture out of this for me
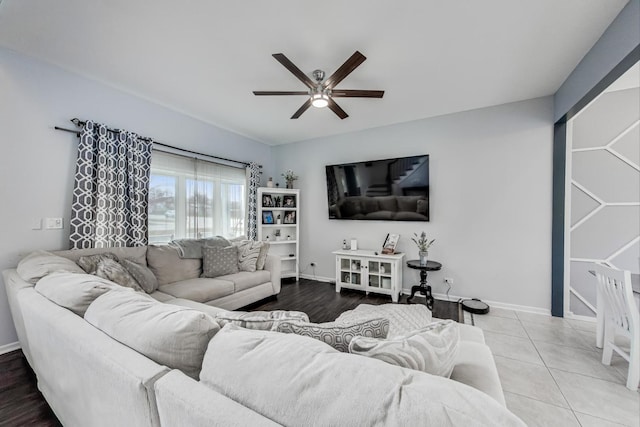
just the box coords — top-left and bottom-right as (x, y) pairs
(311, 92), (329, 108)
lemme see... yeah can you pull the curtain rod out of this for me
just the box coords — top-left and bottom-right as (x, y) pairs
(54, 118), (262, 168)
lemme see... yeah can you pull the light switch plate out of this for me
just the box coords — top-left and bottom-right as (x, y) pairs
(45, 217), (64, 229)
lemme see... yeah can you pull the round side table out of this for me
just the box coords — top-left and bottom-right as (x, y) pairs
(406, 260), (442, 310)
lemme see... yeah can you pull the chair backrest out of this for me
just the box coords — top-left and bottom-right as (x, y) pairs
(593, 264), (639, 335)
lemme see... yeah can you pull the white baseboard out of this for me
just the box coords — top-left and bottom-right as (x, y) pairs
(299, 274), (333, 283)
(564, 312), (597, 322)
(401, 290), (552, 316)
(0, 341), (21, 355)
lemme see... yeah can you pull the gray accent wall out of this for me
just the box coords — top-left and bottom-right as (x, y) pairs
(554, 0), (640, 121)
(568, 87), (640, 317)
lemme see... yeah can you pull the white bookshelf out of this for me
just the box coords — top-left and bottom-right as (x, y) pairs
(257, 188), (300, 280)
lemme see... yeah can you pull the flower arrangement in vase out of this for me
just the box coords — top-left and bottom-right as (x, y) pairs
(411, 232), (435, 266)
(282, 169), (298, 189)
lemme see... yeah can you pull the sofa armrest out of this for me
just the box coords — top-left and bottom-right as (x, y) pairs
(264, 254), (281, 294)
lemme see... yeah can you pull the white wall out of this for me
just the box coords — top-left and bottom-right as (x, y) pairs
(0, 48), (273, 349)
(273, 97), (554, 311)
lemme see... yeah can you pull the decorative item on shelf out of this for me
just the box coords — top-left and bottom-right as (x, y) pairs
(275, 196), (282, 207)
(350, 238), (358, 251)
(276, 214), (282, 225)
(275, 182), (280, 187)
(351, 261), (360, 270)
(282, 169), (298, 189)
(283, 195), (296, 207)
(286, 235), (291, 240)
(344, 273), (351, 283)
(262, 210), (274, 224)
(274, 229), (283, 241)
(266, 177), (274, 188)
(262, 194), (274, 207)
(265, 235), (271, 241)
(342, 239), (348, 250)
(411, 231), (435, 266)
(380, 265), (386, 274)
(381, 233), (400, 254)
(283, 210), (296, 224)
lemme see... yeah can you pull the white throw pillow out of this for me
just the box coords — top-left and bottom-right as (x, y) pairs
(84, 290), (220, 379)
(349, 319), (460, 378)
(17, 250), (85, 284)
(199, 324), (526, 427)
(215, 310), (309, 330)
(35, 272), (119, 316)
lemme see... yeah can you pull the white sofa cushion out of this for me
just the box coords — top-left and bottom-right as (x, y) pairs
(349, 319), (460, 378)
(35, 272), (119, 316)
(147, 245), (201, 285)
(200, 324), (525, 427)
(84, 289), (220, 379)
(17, 250), (85, 284)
(159, 278), (235, 302)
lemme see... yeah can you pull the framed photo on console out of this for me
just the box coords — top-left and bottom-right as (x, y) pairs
(382, 233), (400, 254)
(262, 210), (274, 224)
(262, 194), (274, 207)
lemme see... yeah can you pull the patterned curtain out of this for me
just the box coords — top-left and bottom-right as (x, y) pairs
(326, 165), (339, 206)
(246, 162), (261, 240)
(69, 121), (153, 249)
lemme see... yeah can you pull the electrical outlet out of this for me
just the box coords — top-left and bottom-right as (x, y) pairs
(444, 277), (454, 285)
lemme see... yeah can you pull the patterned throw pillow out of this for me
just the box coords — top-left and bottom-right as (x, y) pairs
(216, 310), (309, 330)
(256, 242), (270, 270)
(273, 318), (389, 352)
(77, 254), (143, 292)
(348, 320), (460, 378)
(121, 259), (158, 293)
(236, 241), (262, 272)
(202, 246), (239, 278)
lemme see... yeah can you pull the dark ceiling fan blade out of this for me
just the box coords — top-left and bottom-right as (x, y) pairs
(327, 98), (349, 119)
(331, 90), (384, 98)
(291, 99), (312, 119)
(253, 91), (309, 96)
(323, 51), (366, 89)
(272, 53), (315, 89)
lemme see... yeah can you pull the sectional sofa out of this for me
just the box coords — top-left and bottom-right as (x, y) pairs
(3, 246), (524, 426)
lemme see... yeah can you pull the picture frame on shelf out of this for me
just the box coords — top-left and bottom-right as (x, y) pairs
(382, 233), (400, 254)
(262, 194), (274, 207)
(283, 210), (296, 224)
(262, 210), (274, 224)
(283, 195), (296, 208)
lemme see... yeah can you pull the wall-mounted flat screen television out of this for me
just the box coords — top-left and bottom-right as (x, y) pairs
(325, 154), (429, 221)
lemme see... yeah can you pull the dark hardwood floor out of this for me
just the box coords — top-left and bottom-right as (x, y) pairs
(0, 278), (457, 425)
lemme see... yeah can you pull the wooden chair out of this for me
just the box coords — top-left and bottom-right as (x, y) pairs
(593, 263), (639, 391)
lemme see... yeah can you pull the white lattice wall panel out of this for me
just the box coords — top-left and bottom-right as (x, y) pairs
(568, 87), (640, 317)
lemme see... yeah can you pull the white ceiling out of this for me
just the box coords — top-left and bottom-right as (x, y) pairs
(0, 0), (628, 145)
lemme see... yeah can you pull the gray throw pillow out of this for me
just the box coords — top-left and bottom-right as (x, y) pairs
(256, 242), (270, 270)
(349, 320), (460, 378)
(77, 254), (144, 292)
(202, 246), (239, 278)
(273, 318), (389, 352)
(215, 310), (309, 330)
(121, 259), (158, 293)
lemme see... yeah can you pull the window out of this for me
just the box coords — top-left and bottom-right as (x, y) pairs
(148, 151), (246, 243)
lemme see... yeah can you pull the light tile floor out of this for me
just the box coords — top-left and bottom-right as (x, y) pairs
(463, 309), (640, 427)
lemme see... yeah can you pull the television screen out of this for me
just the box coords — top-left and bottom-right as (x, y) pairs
(325, 154), (429, 221)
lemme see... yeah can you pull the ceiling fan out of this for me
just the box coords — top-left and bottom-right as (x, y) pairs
(253, 51), (384, 119)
